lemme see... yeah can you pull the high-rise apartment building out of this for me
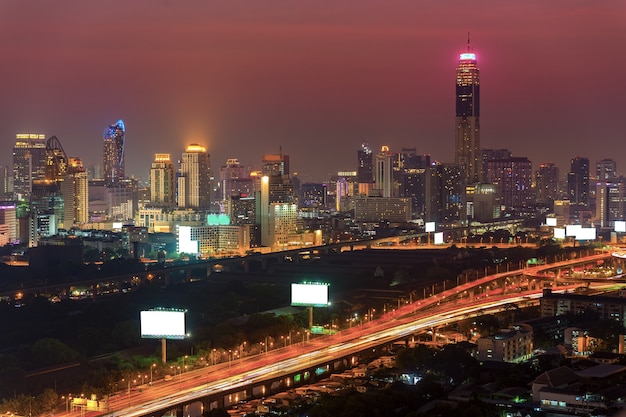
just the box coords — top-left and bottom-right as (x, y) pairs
(13, 133), (47, 199)
(177, 144), (211, 209)
(150, 153), (176, 206)
(485, 156), (534, 211)
(454, 38), (481, 184)
(535, 162), (560, 206)
(103, 120), (126, 185)
(568, 157), (590, 206)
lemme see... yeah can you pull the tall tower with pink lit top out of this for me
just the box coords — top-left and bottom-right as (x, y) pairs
(454, 35), (481, 184)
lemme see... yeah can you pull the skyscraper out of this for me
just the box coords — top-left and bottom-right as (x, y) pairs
(150, 153), (176, 206)
(535, 162), (560, 206)
(177, 144), (211, 209)
(596, 159), (617, 182)
(12, 133), (47, 199)
(61, 157), (89, 226)
(375, 145), (394, 198)
(454, 37), (481, 184)
(568, 157), (590, 206)
(484, 156), (534, 211)
(103, 119), (126, 185)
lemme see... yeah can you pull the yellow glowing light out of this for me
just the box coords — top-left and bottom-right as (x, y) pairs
(185, 144), (206, 153)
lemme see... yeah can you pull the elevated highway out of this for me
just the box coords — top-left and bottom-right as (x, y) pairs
(60, 252), (619, 417)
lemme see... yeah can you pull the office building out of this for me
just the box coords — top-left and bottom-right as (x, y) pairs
(103, 120), (126, 185)
(425, 163), (466, 225)
(177, 224), (252, 257)
(375, 145), (394, 198)
(261, 153), (295, 204)
(353, 196), (412, 223)
(12, 133), (47, 199)
(466, 183), (499, 221)
(150, 153), (176, 206)
(262, 153), (289, 177)
(454, 38), (481, 184)
(596, 159), (617, 182)
(0, 203), (17, 245)
(401, 169), (427, 218)
(568, 157), (590, 206)
(535, 162), (560, 206)
(596, 180), (625, 228)
(219, 158), (252, 200)
(178, 144), (211, 209)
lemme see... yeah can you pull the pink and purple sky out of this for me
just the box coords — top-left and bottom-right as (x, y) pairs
(1, 1), (625, 182)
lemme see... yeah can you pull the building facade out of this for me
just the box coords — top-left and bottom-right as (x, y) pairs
(535, 162), (560, 206)
(103, 120), (126, 185)
(568, 157), (590, 206)
(12, 133), (47, 199)
(454, 41), (481, 184)
(150, 153), (176, 206)
(178, 144), (211, 209)
(477, 324), (533, 363)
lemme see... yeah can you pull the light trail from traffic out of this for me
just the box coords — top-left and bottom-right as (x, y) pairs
(76, 252), (619, 417)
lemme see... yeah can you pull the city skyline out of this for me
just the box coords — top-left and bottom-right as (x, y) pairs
(1, 1), (625, 182)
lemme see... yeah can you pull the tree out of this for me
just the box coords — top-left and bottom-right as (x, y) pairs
(31, 338), (78, 367)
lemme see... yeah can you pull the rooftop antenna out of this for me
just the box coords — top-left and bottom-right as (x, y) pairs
(467, 31), (471, 51)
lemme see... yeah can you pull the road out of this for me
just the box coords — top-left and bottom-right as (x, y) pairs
(60, 252), (619, 417)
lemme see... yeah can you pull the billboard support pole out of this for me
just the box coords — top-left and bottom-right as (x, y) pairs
(162, 338), (167, 364)
(309, 306), (313, 329)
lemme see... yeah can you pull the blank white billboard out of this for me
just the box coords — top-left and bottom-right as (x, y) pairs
(433, 232), (444, 245)
(178, 226), (199, 254)
(565, 224), (582, 237)
(291, 283), (329, 307)
(575, 227), (596, 241)
(425, 222), (436, 233)
(554, 228), (566, 239)
(140, 310), (186, 340)
(546, 217), (557, 227)
(615, 221), (626, 233)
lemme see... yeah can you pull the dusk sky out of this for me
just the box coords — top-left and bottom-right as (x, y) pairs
(1, 1), (625, 183)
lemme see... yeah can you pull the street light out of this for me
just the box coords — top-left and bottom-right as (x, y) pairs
(150, 363), (156, 385)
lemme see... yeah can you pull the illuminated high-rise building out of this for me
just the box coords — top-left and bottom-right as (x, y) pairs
(150, 153), (176, 206)
(12, 133), (47, 199)
(177, 144), (211, 209)
(375, 145), (394, 198)
(261, 153), (295, 204)
(61, 157), (89, 226)
(485, 156), (534, 211)
(454, 37), (481, 184)
(357, 143), (374, 184)
(103, 119), (126, 185)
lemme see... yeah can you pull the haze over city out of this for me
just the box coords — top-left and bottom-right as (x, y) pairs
(1, 1), (625, 182)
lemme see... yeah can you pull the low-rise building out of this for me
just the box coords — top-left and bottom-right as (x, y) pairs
(477, 324), (533, 363)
